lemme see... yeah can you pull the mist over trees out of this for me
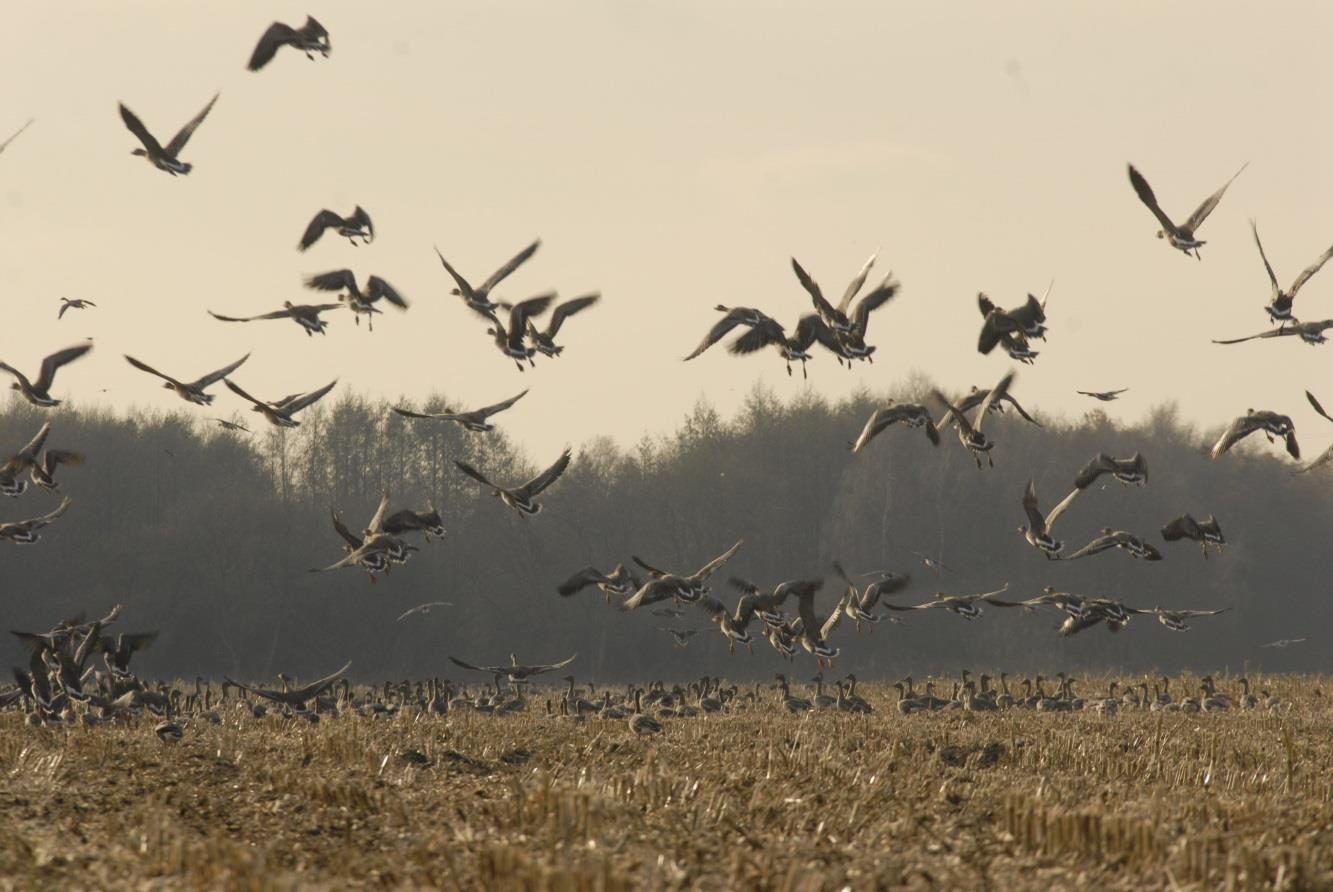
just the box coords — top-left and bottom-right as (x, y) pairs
(2, 379), (1328, 685)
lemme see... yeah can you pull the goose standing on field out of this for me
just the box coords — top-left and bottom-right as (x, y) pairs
(209, 301), (344, 336)
(526, 294), (599, 357)
(299, 207), (373, 250)
(850, 402), (939, 453)
(455, 448), (571, 515)
(0, 343), (93, 408)
(485, 294), (555, 370)
(1210, 409), (1298, 460)
(933, 370), (1015, 468)
(1213, 319), (1333, 346)
(223, 378), (337, 428)
(435, 239), (541, 319)
(124, 353), (250, 406)
(58, 298), (95, 319)
(1249, 220), (1333, 325)
(622, 540), (745, 609)
(119, 93), (219, 176)
(1078, 388), (1128, 402)
(304, 270), (408, 331)
(0, 496), (72, 545)
(247, 16), (330, 71)
(1127, 162), (1247, 259)
(393, 389), (527, 432)
(1161, 514), (1225, 558)
(1018, 479), (1081, 558)
(1074, 452), (1149, 488)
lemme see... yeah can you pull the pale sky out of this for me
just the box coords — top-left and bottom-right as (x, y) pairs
(5, 2), (1333, 459)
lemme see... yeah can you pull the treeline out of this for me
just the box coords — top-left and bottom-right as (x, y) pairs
(2, 381), (1329, 684)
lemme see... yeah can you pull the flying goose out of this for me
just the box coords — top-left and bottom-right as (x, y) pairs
(299, 206), (373, 250)
(728, 576), (822, 628)
(1249, 220), (1333, 324)
(830, 563), (907, 629)
(0, 422), (52, 496)
(933, 370), (1015, 467)
(448, 653), (576, 685)
(736, 312), (855, 377)
(658, 628), (705, 648)
(790, 584), (846, 667)
(558, 564), (640, 600)
(0, 343), (93, 407)
(1259, 638), (1306, 649)
(305, 270), (408, 330)
(208, 417), (252, 434)
(622, 540), (744, 609)
(695, 594), (758, 654)
(1054, 597), (1136, 637)
(0, 118), (33, 155)
(1074, 452), (1149, 488)
(790, 256), (898, 359)
(25, 444), (81, 494)
(850, 403), (940, 453)
(0, 496), (72, 544)
(1210, 410), (1298, 460)
(455, 447), (571, 515)
(879, 584), (1009, 621)
(1161, 514), (1224, 558)
(1126, 606), (1232, 632)
(124, 353), (249, 406)
(1127, 162), (1247, 259)
(247, 16), (330, 71)
(485, 293), (555, 370)
(321, 507), (390, 580)
(435, 239), (541, 319)
(224, 378), (337, 428)
(396, 602), (453, 621)
(526, 294), (599, 357)
(905, 548), (955, 575)
(1018, 479), (1081, 559)
(226, 662), (351, 713)
(1078, 388), (1129, 402)
(684, 305), (779, 361)
(209, 301), (344, 336)
(58, 298), (95, 319)
(314, 495), (414, 580)
(977, 290), (1049, 355)
(381, 506), (446, 541)
(393, 389), (528, 432)
(98, 631), (158, 677)
(1213, 319), (1333, 346)
(951, 384), (1042, 427)
(1295, 390), (1333, 474)
(1063, 528), (1163, 562)
(119, 93), (219, 176)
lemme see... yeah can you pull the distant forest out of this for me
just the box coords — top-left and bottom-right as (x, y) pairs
(2, 380), (1328, 683)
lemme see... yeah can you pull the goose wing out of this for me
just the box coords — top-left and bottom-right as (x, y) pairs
(16, 496), (73, 528)
(118, 103), (164, 157)
(517, 654), (577, 676)
(312, 539), (388, 572)
(545, 293), (599, 338)
(837, 253), (876, 314)
(685, 307), (757, 360)
(476, 389), (529, 419)
(247, 21), (300, 71)
(223, 378), (266, 408)
(1181, 162), (1247, 234)
(789, 313), (844, 355)
(479, 239), (541, 295)
(351, 206), (373, 238)
(1307, 390), (1333, 424)
(1127, 164), (1179, 236)
(691, 539), (743, 582)
(557, 566), (613, 597)
(850, 275), (900, 336)
(283, 661), (353, 704)
(791, 258), (837, 320)
(1043, 486), (1081, 530)
(972, 370), (1015, 434)
(819, 596), (846, 639)
(329, 509), (363, 549)
(1074, 453), (1115, 489)
(12, 422), (52, 465)
(165, 92), (219, 157)
(454, 460), (501, 492)
(366, 276), (409, 309)
(519, 447), (571, 497)
(727, 318), (788, 355)
(364, 491), (391, 534)
(299, 210), (344, 250)
(124, 355), (183, 388)
(448, 655), (502, 674)
(187, 353), (250, 390)
(620, 577), (679, 611)
(1285, 428), (1301, 459)
(305, 269), (358, 294)
(433, 246), (478, 302)
(35, 343), (93, 393)
(280, 380), (337, 415)
(1160, 514), (1200, 541)
(1210, 415), (1260, 458)
(1021, 480), (1046, 533)
(851, 407), (896, 453)
(1213, 328), (1286, 344)
(1063, 533), (1118, 560)
(1250, 220), (1280, 294)
(1000, 392), (1042, 426)
(1289, 244), (1333, 297)
(507, 293), (556, 348)
(695, 595), (728, 617)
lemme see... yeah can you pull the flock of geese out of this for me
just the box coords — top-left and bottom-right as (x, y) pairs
(1, 15), (1327, 737)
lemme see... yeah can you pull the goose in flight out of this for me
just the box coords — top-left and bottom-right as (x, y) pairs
(729, 312), (853, 377)
(396, 602), (453, 622)
(124, 353), (249, 406)
(455, 447), (571, 515)
(305, 270), (408, 330)
(977, 289), (1049, 356)
(1018, 479), (1081, 559)
(0, 422), (53, 496)
(851, 403), (939, 454)
(485, 293), (555, 370)
(683, 306), (780, 361)
(321, 508), (389, 581)
(1259, 638), (1307, 649)
(1078, 388), (1129, 402)
(1056, 597), (1136, 637)
(695, 594), (759, 654)
(1213, 319), (1333, 346)
(830, 563), (907, 630)
(904, 548), (955, 575)
(209, 301), (344, 336)
(58, 298), (95, 319)
(558, 564), (639, 601)
(790, 584), (846, 668)
(880, 584), (1010, 621)
(314, 494), (413, 580)
(729, 576), (823, 629)
(1074, 452), (1148, 488)
(209, 417), (252, 434)
(119, 93), (219, 176)
(949, 384), (1042, 428)
(1126, 606), (1231, 633)
(299, 206), (373, 250)
(381, 506), (445, 542)
(0, 496), (72, 545)
(393, 389), (528, 432)
(526, 294), (599, 357)
(0, 118), (33, 155)
(223, 378), (337, 428)
(622, 540), (744, 609)
(1210, 410), (1298, 460)
(0, 343), (93, 408)
(247, 16), (330, 71)
(933, 370), (1015, 468)
(98, 631), (158, 677)
(1127, 162), (1247, 259)
(1249, 220), (1333, 325)
(1063, 528), (1163, 562)
(1295, 390), (1333, 474)
(448, 653), (576, 685)
(790, 256), (898, 360)
(225, 661), (351, 714)
(435, 239), (541, 319)
(1160, 514), (1225, 558)
(658, 628), (705, 648)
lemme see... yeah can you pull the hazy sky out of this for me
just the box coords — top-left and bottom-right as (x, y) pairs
(6, 2), (1333, 460)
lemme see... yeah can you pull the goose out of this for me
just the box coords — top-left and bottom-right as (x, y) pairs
(485, 293), (555, 370)
(0, 496), (72, 544)
(304, 270), (408, 330)
(393, 389), (527, 432)
(833, 272), (900, 362)
(790, 256), (898, 359)
(774, 674), (813, 712)
(841, 674), (873, 713)
(951, 384), (1042, 427)
(448, 653), (576, 685)
(525, 294), (599, 357)
(209, 301), (345, 336)
(1127, 162), (1247, 259)
(1064, 528), (1163, 562)
(850, 403), (940, 453)
(1249, 220), (1333, 324)
(0, 118), (33, 155)
(58, 298), (95, 319)
(1127, 606), (1232, 632)
(977, 290), (1049, 355)
(1160, 514), (1225, 558)
(316, 509), (390, 580)
(790, 584), (847, 667)
(1213, 319), (1333, 346)
(1295, 391), (1333, 474)
(880, 584), (1009, 621)
(208, 417), (252, 434)
(1210, 410), (1298, 460)
(830, 563), (907, 629)
(1018, 479), (1081, 558)
(1074, 452), (1149, 489)
(727, 576), (822, 628)
(0, 343), (93, 407)
(155, 720), (184, 743)
(119, 93), (219, 176)
(98, 632), (158, 677)
(622, 540), (744, 609)
(730, 312), (854, 377)
(892, 681), (929, 714)
(224, 378), (337, 428)
(1054, 598), (1136, 637)
(1238, 678), (1259, 710)
(1078, 388), (1129, 402)
(380, 506), (446, 541)
(395, 602), (453, 621)
(247, 16), (330, 71)
(225, 661), (351, 713)
(763, 622), (799, 659)
(455, 447), (571, 515)
(557, 563), (640, 601)
(932, 370), (1015, 468)
(1259, 638), (1306, 649)
(0, 422), (52, 496)
(314, 494), (413, 579)
(695, 593), (758, 653)
(658, 628), (704, 649)
(626, 689), (663, 735)
(123, 353), (249, 406)
(299, 206), (373, 250)
(435, 240), (541, 320)
(683, 306), (780, 360)
(811, 674), (837, 709)
(905, 548), (955, 575)
(26, 445), (82, 495)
